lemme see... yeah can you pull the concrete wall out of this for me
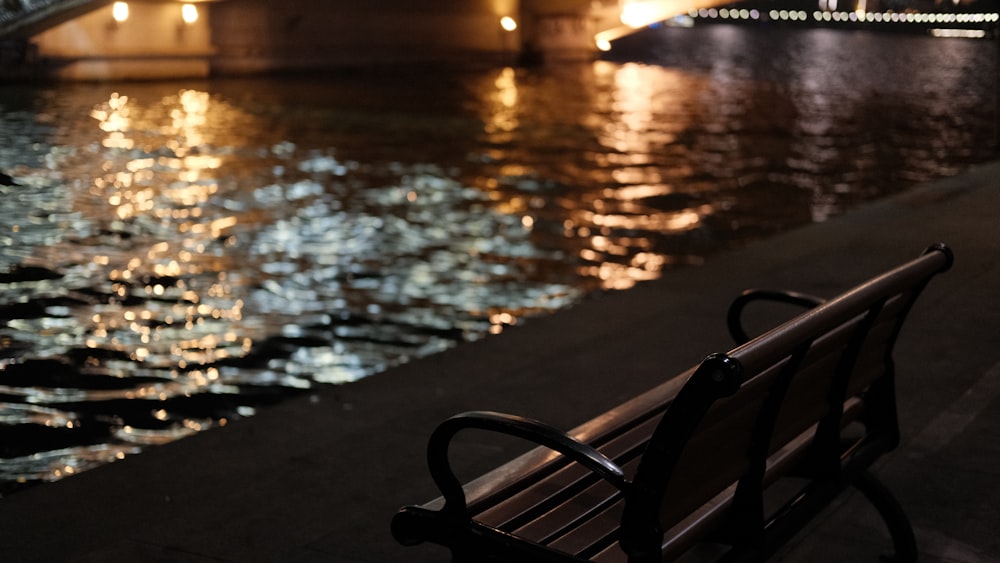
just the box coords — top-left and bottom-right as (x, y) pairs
(31, 1), (213, 80)
(21, 0), (602, 80)
(208, 0), (525, 73)
(519, 0), (607, 63)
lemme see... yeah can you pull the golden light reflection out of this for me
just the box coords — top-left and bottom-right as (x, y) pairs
(170, 89), (210, 155)
(579, 205), (707, 232)
(602, 184), (673, 201)
(485, 67), (519, 138)
(91, 93), (129, 125)
(609, 64), (655, 153)
(581, 261), (657, 290)
(91, 93), (134, 149)
(594, 63), (692, 162)
(75, 88), (260, 383)
(487, 309), (521, 335)
(542, 63), (711, 291)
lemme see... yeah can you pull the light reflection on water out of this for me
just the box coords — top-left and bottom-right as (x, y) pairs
(0, 26), (995, 491)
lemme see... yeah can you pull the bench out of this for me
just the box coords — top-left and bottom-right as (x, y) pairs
(391, 243), (953, 563)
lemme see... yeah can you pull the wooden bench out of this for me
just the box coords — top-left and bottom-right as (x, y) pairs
(391, 243), (953, 563)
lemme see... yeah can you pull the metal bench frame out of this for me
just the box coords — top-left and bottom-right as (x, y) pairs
(393, 243), (952, 563)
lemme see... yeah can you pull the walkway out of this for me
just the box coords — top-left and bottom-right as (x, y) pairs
(1, 161), (998, 562)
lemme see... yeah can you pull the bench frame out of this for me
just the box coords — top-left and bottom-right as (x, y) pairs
(393, 244), (952, 563)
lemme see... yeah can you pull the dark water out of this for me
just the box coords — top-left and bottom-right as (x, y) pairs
(0, 25), (995, 492)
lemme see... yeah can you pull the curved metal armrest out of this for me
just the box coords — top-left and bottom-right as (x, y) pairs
(427, 410), (629, 517)
(727, 289), (827, 345)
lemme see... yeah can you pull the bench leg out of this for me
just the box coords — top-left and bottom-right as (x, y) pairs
(854, 470), (918, 563)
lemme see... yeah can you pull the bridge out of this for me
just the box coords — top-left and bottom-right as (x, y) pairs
(0, 0), (739, 79)
(2, 0), (995, 80)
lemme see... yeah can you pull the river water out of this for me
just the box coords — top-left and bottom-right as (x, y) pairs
(0, 25), (995, 493)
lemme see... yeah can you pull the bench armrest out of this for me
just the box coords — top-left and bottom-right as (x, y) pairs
(727, 289), (826, 345)
(427, 410), (629, 517)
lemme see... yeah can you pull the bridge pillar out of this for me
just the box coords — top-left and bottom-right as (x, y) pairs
(520, 0), (596, 63)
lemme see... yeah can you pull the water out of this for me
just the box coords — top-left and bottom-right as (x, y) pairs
(0, 25), (995, 493)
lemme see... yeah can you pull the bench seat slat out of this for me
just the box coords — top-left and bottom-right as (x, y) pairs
(453, 370), (695, 519)
(479, 394), (864, 557)
(514, 479), (624, 545)
(544, 497), (625, 558)
(477, 417), (661, 531)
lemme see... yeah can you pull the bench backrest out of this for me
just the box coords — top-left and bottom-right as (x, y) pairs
(619, 244), (952, 561)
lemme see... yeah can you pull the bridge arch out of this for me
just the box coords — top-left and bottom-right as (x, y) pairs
(0, 0), (908, 80)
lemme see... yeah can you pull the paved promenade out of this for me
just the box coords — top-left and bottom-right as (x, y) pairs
(1, 162), (998, 562)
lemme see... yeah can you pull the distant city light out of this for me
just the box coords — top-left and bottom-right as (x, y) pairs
(601, 4), (998, 51)
(932, 28), (987, 37)
(500, 16), (517, 31)
(112, 2), (129, 23)
(182, 4), (199, 24)
(681, 5), (998, 34)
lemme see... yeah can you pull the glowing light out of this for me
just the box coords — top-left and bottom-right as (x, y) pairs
(931, 28), (987, 38)
(500, 16), (517, 31)
(621, 1), (665, 28)
(182, 4), (199, 24)
(112, 2), (129, 23)
(596, 37), (612, 51)
(698, 6), (919, 22)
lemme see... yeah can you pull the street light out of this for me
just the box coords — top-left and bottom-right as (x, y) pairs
(182, 4), (199, 24)
(112, 2), (129, 23)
